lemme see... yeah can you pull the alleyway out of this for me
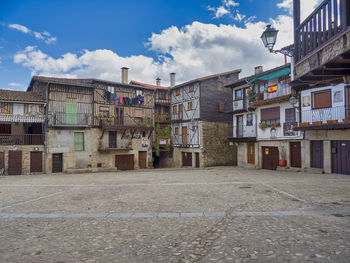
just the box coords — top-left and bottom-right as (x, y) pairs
(0, 167), (349, 262)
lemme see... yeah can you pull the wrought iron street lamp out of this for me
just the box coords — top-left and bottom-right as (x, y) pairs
(261, 25), (294, 57)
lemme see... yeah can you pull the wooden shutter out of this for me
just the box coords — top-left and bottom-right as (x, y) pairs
(66, 103), (78, 124)
(261, 107), (280, 121)
(285, 108), (296, 122)
(313, 90), (331, 109)
(74, 132), (84, 151)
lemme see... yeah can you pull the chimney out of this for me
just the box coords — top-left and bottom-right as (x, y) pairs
(121, 67), (129, 84)
(156, 77), (161, 86)
(255, 66), (263, 75)
(170, 73), (176, 88)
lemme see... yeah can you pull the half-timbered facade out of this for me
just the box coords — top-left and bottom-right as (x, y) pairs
(291, 0), (350, 175)
(170, 69), (241, 168)
(0, 89), (45, 175)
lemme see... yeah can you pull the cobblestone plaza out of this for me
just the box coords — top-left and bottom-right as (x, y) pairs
(0, 167), (349, 262)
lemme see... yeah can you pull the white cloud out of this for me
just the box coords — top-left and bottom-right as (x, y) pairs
(9, 82), (24, 88)
(8, 23), (57, 44)
(9, 24), (31, 34)
(14, 0), (319, 84)
(277, 0), (321, 21)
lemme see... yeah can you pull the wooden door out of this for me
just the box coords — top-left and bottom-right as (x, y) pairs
(262, 147), (279, 170)
(311, 141), (323, 168)
(195, 153), (200, 168)
(182, 152), (192, 167)
(182, 126), (187, 145)
(8, 151), (22, 175)
(138, 151), (147, 169)
(332, 141), (350, 175)
(30, 152), (42, 173)
(236, 115), (243, 137)
(179, 104), (183, 120)
(247, 143), (255, 164)
(52, 153), (63, 173)
(0, 152), (4, 172)
(115, 154), (134, 170)
(109, 131), (117, 148)
(115, 107), (124, 125)
(347, 87), (350, 117)
(290, 142), (301, 168)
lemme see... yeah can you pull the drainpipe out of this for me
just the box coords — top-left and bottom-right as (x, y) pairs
(43, 82), (50, 174)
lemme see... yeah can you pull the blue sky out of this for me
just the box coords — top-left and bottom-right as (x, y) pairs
(0, 0), (318, 90)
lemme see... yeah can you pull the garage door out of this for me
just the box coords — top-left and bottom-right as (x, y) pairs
(332, 141), (350, 175)
(262, 147), (279, 170)
(8, 151), (22, 175)
(30, 151), (43, 173)
(115, 154), (134, 170)
(182, 152), (192, 167)
(52, 153), (63, 173)
(311, 141), (324, 169)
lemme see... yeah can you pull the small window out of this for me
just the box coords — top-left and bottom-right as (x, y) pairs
(188, 102), (193, 110)
(246, 113), (253, 126)
(173, 105), (177, 114)
(312, 90), (331, 109)
(285, 108), (296, 122)
(175, 127), (179, 135)
(13, 104), (24, 116)
(74, 132), (84, 151)
(189, 85), (194, 93)
(134, 109), (143, 118)
(235, 89), (243, 100)
(175, 89), (180, 96)
(219, 103), (225, 112)
(142, 131), (146, 137)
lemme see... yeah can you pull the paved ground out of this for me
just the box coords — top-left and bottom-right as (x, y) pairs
(0, 167), (349, 263)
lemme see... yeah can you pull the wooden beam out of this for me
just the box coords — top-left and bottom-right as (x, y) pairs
(323, 63), (350, 70)
(311, 69), (350, 76)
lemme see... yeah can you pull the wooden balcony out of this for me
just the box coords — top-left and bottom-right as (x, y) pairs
(0, 134), (44, 145)
(49, 112), (93, 127)
(227, 125), (256, 142)
(293, 0), (350, 88)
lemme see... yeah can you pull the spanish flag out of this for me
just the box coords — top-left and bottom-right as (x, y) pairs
(268, 84), (278, 94)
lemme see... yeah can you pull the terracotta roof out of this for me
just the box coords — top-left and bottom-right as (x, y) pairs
(0, 89), (45, 103)
(129, 80), (170, 90)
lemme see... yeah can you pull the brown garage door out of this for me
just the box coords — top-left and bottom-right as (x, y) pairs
(52, 153), (63, 173)
(262, 147), (279, 170)
(138, 151), (147, 169)
(8, 151), (22, 175)
(115, 154), (134, 170)
(182, 152), (192, 167)
(30, 151), (43, 173)
(290, 142), (301, 168)
(332, 141), (350, 175)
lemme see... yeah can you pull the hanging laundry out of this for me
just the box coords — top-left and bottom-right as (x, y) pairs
(114, 94), (118, 101)
(119, 96), (123, 105)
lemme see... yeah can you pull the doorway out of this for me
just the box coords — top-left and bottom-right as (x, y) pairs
(262, 147), (279, 170)
(52, 153), (63, 173)
(290, 142), (301, 168)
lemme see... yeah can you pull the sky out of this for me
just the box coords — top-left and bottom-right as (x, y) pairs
(0, 0), (321, 90)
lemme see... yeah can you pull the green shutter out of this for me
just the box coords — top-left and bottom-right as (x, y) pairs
(74, 132), (84, 151)
(66, 103), (78, 125)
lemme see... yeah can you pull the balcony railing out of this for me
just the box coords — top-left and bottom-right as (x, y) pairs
(263, 84), (291, 100)
(295, 0), (350, 63)
(98, 115), (152, 129)
(233, 99), (245, 111)
(49, 112), (93, 126)
(154, 114), (170, 122)
(0, 134), (44, 145)
(227, 125), (256, 138)
(301, 105), (348, 123)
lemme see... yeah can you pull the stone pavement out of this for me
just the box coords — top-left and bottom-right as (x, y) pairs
(0, 167), (349, 262)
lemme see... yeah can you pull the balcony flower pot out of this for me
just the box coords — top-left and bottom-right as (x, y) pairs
(312, 121), (322, 125)
(259, 122), (268, 130)
(343, 118), (350, 123)
(279, 160), (287, 167)
(300, 122), (310, 127)
(327, 120), (338, 124)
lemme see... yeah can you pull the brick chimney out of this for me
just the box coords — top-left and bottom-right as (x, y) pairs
(170, 73), (176, 88)
(121, 67), (129, 84)
(254, 66), (263, 75)
(156, 77), (161, 86)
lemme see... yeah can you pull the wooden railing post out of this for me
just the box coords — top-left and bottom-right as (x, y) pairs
(294, 0), (301, 61)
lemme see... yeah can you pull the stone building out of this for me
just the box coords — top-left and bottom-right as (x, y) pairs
(0, 89), (45, 175)
(226, 64), (304, 170)
(170, 70), (241, 168)
(28, 68), (154, 173)
(291, 0), (350, 175)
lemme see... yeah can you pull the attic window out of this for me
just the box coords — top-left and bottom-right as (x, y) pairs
(189, 85), (194, 93)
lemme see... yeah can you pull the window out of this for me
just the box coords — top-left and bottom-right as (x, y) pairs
(189, 85), (194, 93)
(235, 89), (243, 100)
(108, 131), (117, 148)
(74, 132), (84, 151)
(312, 90), (331, 109)
(246, 113), (253, 126)
(175, 127), (179, 135)
(159, 91), (166, 100)
(261, 107), (280, 125)
(173, 105), (177, 114)
(285, 108), (296, 122)
(13, 104), (24, 116)
(136, 90), (143, 96)
(134, 109), (143, 118)
(188, 102), (193, 110)
(175, 89), (180, 96)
